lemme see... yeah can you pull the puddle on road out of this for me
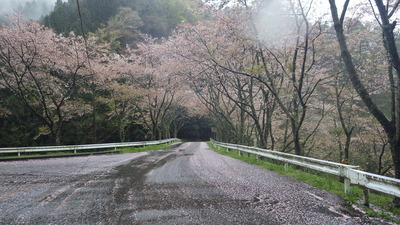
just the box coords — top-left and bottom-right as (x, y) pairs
(241, 194), (280, 206)
(314, 203), (365, 219)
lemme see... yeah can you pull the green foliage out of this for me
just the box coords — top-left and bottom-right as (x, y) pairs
(136, 0), (198, 37)
(43, 0), (120, 36)
(43, 0), (79, 35)
(118, 142), (175, 153)
(0, 89), (45, 147)
(93, 7), (143, 52)
(43, 0), (200, 43)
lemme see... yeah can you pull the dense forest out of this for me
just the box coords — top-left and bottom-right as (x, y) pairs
(43, 0), (200, 51)
(1, 0), (400, 181)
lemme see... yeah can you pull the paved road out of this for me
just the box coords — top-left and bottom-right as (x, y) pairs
(0, 142), (391, 224)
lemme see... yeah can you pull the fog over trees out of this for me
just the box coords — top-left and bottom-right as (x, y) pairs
(0, 0), (58, 20)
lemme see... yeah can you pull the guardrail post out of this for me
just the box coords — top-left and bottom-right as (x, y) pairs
(284, 162), (289, 172)
(344, 178), (350, 194)
(18, 152), (21, 157)
(362, 187), (370, 207)
(339, 165), (351, 194)
(238, 150), (242, 156)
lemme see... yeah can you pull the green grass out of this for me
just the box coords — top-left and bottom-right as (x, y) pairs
(118, 142), (175, 153)
(207, 142), (400, 222)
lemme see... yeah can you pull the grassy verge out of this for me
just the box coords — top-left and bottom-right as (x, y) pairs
(118, 142), (176, 153)
(1, 151), (82, 158)
(207, 142), (400, 222)
(0, 142), (177, 159)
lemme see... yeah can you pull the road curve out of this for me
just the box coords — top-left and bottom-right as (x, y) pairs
(0, 142), (391, 224)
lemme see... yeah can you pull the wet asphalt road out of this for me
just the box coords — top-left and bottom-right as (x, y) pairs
(0, 142), (392, 224)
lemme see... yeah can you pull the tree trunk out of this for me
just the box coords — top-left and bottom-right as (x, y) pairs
(389, 135), (400, 179)
(329, 0), (400, 205)
(389, 134), (400, 206)
(344, 132), (351, 162)
(118, 121), (126, 142)
(92, 90), (97, 143)
(291, 119), (302, 156)
(53, 122), (62, 145)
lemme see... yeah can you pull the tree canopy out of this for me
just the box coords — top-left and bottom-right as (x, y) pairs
(42, 0), (199, 39)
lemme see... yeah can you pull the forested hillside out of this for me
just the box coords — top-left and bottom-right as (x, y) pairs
(1, 0), (400, 184)
(43, 0), (200, 51)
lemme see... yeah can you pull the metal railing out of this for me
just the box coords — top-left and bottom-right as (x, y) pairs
(211, 139), (400, 198)
(0, 138), (180, 157)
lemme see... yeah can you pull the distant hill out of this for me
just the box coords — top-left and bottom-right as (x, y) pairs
(41, 0), (201, 51)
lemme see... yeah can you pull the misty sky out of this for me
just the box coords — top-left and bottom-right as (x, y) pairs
(0, 0), (61, 20)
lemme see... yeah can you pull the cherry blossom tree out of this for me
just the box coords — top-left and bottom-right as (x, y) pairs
(328, 0), (400, 205)
(166, 18), (255, 144)
(123, 37), (187, 140)
(328, 0), (400, 183)
(169, 2), (329, 155)
(0, 17), (95, 145)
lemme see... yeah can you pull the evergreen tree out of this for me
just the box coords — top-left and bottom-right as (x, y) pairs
(43, 0), (200, 39)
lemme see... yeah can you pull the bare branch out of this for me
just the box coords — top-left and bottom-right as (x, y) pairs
(340, 0), (351, 24)
(388, 0), (400, 18)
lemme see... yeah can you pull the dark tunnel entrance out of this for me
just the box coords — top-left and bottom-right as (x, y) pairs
(177, 116), (212, 141)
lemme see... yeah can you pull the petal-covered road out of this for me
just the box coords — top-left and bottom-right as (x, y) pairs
(0, 142), (391, 224)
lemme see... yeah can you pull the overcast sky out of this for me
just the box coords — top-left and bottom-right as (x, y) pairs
(0, 0), (59, 20)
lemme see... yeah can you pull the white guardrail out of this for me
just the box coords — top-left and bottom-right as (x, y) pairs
(211, 139), (400, 198)
(0, 138), (180, 156)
